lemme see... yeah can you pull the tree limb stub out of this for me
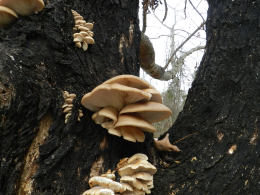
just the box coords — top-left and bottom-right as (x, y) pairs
(140, 33), (205, 81)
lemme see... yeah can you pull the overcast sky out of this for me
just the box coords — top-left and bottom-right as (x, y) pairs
(139, 0), (208, 92)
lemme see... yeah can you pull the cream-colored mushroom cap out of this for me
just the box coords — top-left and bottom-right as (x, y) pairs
(118, 160), (157, 176)
(120, 102), (172, 123)
(117, 126), (145, 142)
(82, 187), (114, 195)
(132, 172), (153, 181)
(81, 83), (152, 111)
(127, 153), (148, 164)
(120, 176), (148, 192)
(89, 176), (126, 193)
(115, 114), (156, 133)
(0, 0), (45, 16)
(0, 5), (17, 27)
(92, 107), (118, 125)
(142, 88), (162, 103)
(103, 75), (153, 89)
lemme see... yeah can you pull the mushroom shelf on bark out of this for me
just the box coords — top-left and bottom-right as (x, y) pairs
(81, 75), (172, 142)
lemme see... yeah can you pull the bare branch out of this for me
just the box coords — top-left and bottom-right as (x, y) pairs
(162, 0), (168, 22)
(152, 12), (171, 30)
(184, 0), (188, 18)
(150, 34), (172, 39)
(174, 45), (205, 66)
(163, 21), (206, 70)
(188, 0), (206, 22)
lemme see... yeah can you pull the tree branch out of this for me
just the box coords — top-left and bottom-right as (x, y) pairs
(163, 21), (206, 70)
(162, 0), (168, 22)
(140, 33), (205, 81)
(188, 0), (206, 22)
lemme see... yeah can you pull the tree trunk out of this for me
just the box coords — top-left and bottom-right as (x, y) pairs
(153, 0), (260, 194)
(0, 1), (152, 194)
(1, 0), (260, 195)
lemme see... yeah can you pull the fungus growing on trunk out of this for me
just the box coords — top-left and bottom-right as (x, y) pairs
(81, 75), (172, 142)
(0, 5), (17, 26)
(117, 153), (156, 195)
(71, 9), (94, 51)
(62, 91), (76, 124)
(153, 133), (180, 152)
(82, 171), (126, 195)
(0, 0), (44, 16)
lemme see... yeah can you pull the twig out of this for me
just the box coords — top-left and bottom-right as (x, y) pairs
(173, 132), (198, 144)
(184, 0), (188, 19)
(174, 45), (205, 66)
(188, 0), (205, 22)
(152, 12), (171, 30)
(162, 0), (168, 22)
(163, 21), (206, 70)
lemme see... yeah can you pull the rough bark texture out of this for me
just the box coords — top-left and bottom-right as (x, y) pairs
(153, 0), (260, 194)
(0, 1), (155, 195)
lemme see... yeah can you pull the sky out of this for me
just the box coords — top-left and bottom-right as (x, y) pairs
(139, 0), (208, 92)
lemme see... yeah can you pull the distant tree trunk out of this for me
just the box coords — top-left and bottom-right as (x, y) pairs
(0, 1), (150, 194)
(153, 0), (260, 194)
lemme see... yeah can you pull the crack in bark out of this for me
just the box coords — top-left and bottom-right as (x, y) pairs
(17, 114), (53, 195)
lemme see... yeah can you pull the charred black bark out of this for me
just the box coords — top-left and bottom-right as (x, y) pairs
(153, 0), (260, 194)
(0, 1), (154, 195)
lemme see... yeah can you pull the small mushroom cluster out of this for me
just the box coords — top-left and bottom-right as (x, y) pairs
(117, 153), (156, 195)
(81, 75), (172, 142)
(62, 91), (76, 124)
(0, 0), (44, 27)
(71, 9), (94, 51)
(82, 170), (126, 195)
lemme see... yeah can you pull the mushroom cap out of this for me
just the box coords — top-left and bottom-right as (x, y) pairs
(127, 153), (148, 164)
(142, 88), (162, 103)
(120, 176), (148, 192)
(118, 160), (157, 176)
(103, 75), (153, 89)
(92, 107), (118, 125)
(118, 126), (145, 142)
(132, 172), (153, 181)
(89, 176), (126, 193)
(82, 187), (114, 195)
(81, 83), (152, 111)
(115, 114), (156, 133)
(0, 5), (17, 27)
(119, 102), (172, 123)
(0, 0), (45, 16)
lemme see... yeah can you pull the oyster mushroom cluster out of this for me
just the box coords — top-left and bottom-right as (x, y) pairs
(82, 170), (126, 195)
(118, 153), (156, 195)
(0, 0), (44, 27)
(81, 75), (172, 142)
(71, 9), (94, 51)
(62, 91), (76, 124)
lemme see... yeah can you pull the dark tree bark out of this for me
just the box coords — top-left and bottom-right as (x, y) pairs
(153, 0), (260, 194)
(0, 1), (152, 195)
(1, 0), (260, 195)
